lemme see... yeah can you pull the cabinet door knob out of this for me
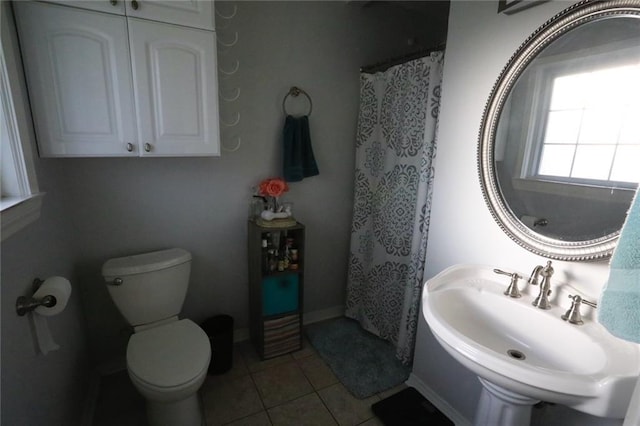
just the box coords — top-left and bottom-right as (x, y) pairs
(110, 0), (117, 6)
(126, 142), (134, 152)
(144, 143), (152, 152)
(131, 0), (139, 10)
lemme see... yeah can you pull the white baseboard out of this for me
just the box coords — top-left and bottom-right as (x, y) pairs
(406, 372), (471, 426)
(80, 370), (101, 426)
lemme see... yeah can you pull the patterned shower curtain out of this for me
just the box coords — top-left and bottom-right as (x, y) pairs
(346, 52), (444, 364)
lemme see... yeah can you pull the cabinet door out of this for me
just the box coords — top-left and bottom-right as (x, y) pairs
(128, 18), (220, 156)
(14, 2), (137, 157)
(125, 0), (214, 30)
(42, 0), (126, 15)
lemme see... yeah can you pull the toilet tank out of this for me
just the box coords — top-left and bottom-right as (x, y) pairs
(102, 248), (192, 326)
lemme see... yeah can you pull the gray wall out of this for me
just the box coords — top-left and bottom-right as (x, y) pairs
(1, 168), (89, 425)
(1, 3), (90, 424)
(413, 1), (625, 425)
(73, 0), (446, 367)
(5, 0), (448, 369)
(2, 1), (448, 423)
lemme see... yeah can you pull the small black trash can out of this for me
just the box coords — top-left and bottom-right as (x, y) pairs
(201, 315), (234, 375)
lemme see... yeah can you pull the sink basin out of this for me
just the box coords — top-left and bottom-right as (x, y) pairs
(423, 264), (640, 421)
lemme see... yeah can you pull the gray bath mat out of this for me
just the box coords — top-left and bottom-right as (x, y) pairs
(305, 317), (411, 399)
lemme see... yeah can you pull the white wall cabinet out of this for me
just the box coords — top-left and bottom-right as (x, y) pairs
(44, 0), (126, 15)
(14, 1), (220, 157)
(125, 0), (215, 31)
(44, 0), (215, 30)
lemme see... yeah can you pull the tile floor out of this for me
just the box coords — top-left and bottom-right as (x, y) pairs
(93, 338), (407, 426)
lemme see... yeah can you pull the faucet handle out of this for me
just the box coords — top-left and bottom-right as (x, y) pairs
(562, 294), (597, 325)
(494, 269), (523, 298)
(582, 299), (597, 308)
(568, 294), (597, 308)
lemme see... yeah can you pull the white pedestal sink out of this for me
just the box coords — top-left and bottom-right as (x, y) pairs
(474, 378), (538, 426)
(422, 264), (640, 426)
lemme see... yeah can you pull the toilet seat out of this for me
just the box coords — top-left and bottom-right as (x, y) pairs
(127, 319), (211, 389)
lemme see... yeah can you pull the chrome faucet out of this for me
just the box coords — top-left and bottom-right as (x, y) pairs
(562, 294), (597, 325)
(527, 264), (544, 286)
(530, 261), (554, 310)
(494, 269), (523, 298)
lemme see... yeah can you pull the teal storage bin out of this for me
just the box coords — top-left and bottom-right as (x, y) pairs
(263, 274), (299, 316)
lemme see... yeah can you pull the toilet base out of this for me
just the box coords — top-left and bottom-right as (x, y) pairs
(146, 392), (203, 426)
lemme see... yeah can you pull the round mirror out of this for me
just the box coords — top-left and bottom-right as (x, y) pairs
(479, 0), (640, 261)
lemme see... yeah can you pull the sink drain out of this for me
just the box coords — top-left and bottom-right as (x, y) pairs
(507, 349), (526, 360)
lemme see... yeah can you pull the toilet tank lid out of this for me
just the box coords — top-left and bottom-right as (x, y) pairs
(102, 248), (192, 277)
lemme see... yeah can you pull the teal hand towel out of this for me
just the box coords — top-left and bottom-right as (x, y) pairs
(283, 115), (319, 182)
(599, 188), (640, 343)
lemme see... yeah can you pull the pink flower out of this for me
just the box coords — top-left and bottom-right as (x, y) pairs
(258, 178), (289, 198)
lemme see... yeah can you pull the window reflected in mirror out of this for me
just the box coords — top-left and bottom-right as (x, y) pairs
(538, 63), (640, 185)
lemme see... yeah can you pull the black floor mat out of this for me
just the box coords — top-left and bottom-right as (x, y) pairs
(371, 387), (454, 426)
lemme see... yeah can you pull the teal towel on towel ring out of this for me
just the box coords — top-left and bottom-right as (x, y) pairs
(600, 187), (640, 343)
(283, 115), (319, 182)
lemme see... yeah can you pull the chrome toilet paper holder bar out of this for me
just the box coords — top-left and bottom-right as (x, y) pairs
(16, 278), (57, 316)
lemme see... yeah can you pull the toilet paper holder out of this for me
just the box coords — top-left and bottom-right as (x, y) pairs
(16, 278), (57, 316)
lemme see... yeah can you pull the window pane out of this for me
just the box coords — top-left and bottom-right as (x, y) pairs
(629, 80), (640, 109)
(538, 144), (575, 177)
(536, 63), (640, 185)
(620, 108), (640, 144)
(544, 110), (581, 143)
(578, 108), (622, 144)
(611, 145), (640, 183)
(571, 145), (615, 180)
(550, 74), (587, 109)
(585, 65), (636, 108)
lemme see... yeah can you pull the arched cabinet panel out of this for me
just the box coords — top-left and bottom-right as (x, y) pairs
(129, 19), (219, 156)
(15, 2), (137, 156)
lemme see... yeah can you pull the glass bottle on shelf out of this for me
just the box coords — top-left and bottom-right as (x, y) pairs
(261, 237), (269, 274)
(277, 249), (285, 272)
(288, 237), (298, 270)
(264, 232), (277, 273)
(284, 236), (294, 270)
(268, 249), (277, 273)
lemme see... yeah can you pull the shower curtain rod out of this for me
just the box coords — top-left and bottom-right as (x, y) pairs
(360, 42), (446, 74)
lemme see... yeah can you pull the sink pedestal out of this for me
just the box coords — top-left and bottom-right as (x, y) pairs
(474, 378), (539, 426)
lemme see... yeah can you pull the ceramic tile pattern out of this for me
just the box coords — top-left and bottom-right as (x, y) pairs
(92, 338), (406, 426)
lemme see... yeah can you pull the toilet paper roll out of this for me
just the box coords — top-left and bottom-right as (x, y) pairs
(33, 276), (72, 316)
(29, 312), (60, 355)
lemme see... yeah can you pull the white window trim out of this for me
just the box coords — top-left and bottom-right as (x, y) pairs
(511, 177), (635, 203)
(520, 40), (640, 190)
(1, 2), (43, 242)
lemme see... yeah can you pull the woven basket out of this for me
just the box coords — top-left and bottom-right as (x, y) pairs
(256, 217), (297, 228)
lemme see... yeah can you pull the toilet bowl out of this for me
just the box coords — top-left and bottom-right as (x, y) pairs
(128, 319), (211, 426)
(102, 248), (211, 426)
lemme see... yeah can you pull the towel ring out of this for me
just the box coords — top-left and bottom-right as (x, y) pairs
(282, 86), (312, 116)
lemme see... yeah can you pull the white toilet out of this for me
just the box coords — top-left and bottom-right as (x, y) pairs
(102, 248), (211, 426)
